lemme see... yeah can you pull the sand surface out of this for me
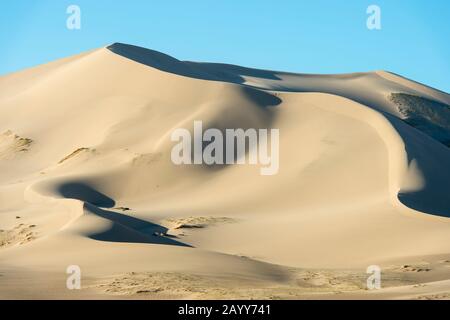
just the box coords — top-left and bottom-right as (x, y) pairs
(0, 43), (450, 299)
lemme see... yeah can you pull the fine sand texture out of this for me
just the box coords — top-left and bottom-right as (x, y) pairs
(0, 43), (450, 299)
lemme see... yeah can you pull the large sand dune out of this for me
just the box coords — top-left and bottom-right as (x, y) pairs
(0, 43), (449, 299)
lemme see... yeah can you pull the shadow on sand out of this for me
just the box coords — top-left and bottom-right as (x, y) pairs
(387, 115), (450, 218)
(107, 42), (283, 85)
(58, 181), (191, 247)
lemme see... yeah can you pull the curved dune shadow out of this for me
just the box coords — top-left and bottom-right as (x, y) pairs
(85, 204), (191, 247)
(386, 115), (450, 218)
(107, 42), (283, 85)
(59, 182), (115, 208)
(58, 182), (191, 247)
(398, 192), (450, 218)
(241, 86), (281, 107)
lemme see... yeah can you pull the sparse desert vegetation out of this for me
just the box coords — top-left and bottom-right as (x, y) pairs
(0, 224), (37, 248)
(0, 130), (33, 159)
(58, 147), (93, 164)
(390, 92), (450, 146)
(164, 216), (235, 230)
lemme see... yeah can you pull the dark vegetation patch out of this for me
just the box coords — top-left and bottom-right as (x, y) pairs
(389, 93), (450, 147)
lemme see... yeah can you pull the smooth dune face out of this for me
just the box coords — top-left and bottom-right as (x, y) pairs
(0, 43), (450, 299)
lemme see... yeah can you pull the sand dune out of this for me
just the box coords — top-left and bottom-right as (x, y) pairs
(0, 43), (450, 299)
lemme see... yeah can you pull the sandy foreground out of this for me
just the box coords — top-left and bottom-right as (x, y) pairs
(0, 43), (450, 299)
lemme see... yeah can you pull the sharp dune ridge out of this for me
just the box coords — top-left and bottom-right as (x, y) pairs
(0, 43), (450, 299)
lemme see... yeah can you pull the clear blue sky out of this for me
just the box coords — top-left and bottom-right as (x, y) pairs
(1, 0), (449, 92)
